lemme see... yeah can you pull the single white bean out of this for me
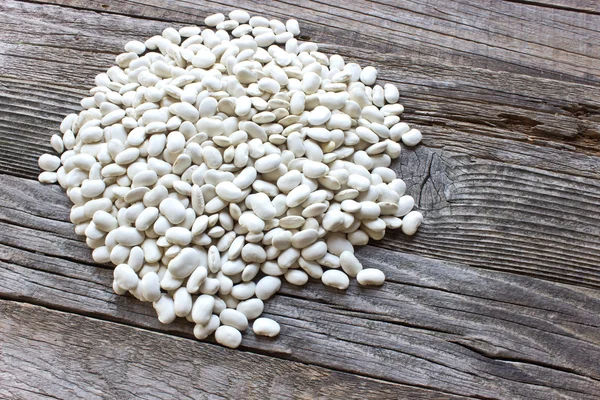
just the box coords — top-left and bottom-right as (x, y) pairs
(339, 251), (363, 277)
(356, 268), (386, 285)
(194, 314), (221, 339)
(252, 318), (280, 337)
(219, 308), (249, 331)
(38, 154), (61, 171)
(214, 325), (242, 348)
(401, 128), (422, 146)
(236, 298), (264, 320)
(191, 294), (215, 325)
(153, 294), (176, 324)
(255, 276), (281, 300)
(321, 269), (350, 290)
(401, 211), (423, 235)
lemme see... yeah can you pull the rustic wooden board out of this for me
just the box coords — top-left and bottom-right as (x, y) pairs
(24, 0), (600, 85)
(1, 176), (600, 398)
(3, 0), (600, 170)
(4, 140), (600, 291)
(1, 0), (600, 398)
(2, 1), (600, 288)
(2, 300), (459, 400)
(3, 233), (600, 398)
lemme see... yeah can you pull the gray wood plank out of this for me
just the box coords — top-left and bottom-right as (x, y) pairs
(3, 136), (600, 291)
(22, 0), (600, 85)
(1, 300), (461, 400)
(2, 238), (599, 398)
(2, 1), (600, 182)
(3, 67), (600, 180)
(1, 1), (599, 397)
(3, 1), (600, 288)
(1, 174), (599, 398)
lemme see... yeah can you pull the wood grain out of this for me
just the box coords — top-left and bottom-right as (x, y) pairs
(2, 300), (458, 400)
(3, 241), (600, 398)
(1, 178), (600, 398)
(3, 62), (600, 179)
(2, 2), (600, 288)
(2, 0), (600, 179)
(1, 0), (600, 397)
(4, 135), (600, 291)
(507, 0), (600, 14)
(24, 0), (600, 85)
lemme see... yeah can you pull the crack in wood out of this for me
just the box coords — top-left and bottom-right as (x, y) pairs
(502, 0), (600, 16)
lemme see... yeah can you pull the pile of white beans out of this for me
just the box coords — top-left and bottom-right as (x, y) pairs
(37, 10), (423, 348)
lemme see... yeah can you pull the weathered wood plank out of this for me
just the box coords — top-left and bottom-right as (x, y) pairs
(1, 0), (599, 398)
(6, 1), (598, 289)
(24, 0), (600, 85)
(1, 172), (600, 396)
(2, 1), (600, 182)
(1, 300), (458, 400)
(3, 130), (600, 291)
(3, 66), (600, 180)
(1, 238), (599, 398)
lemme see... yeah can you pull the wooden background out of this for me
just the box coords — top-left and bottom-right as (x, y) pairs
(1, 0), (600, 398)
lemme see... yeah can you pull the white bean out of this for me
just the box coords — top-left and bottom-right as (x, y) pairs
(37, 13), (427, 348)
(252, 318), (280, 337)
(401, 211), (423, 236)
(214, 325), (242, 348)
(219, 308), (249, 331)
(38, 154), (61, 171)
(339, 251), (363, 277)
(113, 263), (138, 290)
(153, 294), (176, 324)
(229, 9), (250, 23)
(255, 276), (281, 300)
(169, 247), (200, 279)
(401, 128), (422, 146)
(205, 13), (225, 27)
(360, 66), (377, 85)
(159, 197), (186, 224)
(194, 314), (221, 340)
(284, 269), (309, 286)
(321, 269), (350, 290)
(191, 294), (215, 325)
(140, 272), (161, 302)
(356, 268), (386, 286)
(173, 287), (193, 317)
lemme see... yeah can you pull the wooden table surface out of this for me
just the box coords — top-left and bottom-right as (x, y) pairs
(2, 0), (600, 398)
